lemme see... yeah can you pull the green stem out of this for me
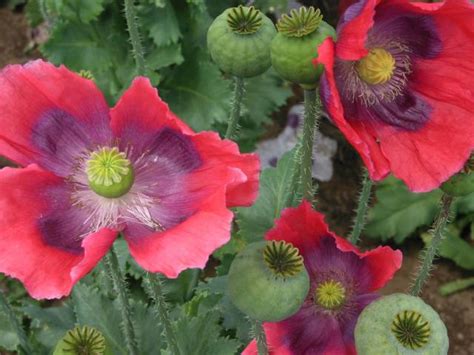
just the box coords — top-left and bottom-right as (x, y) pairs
(145, 273), (181, 355)
(123, 0), (147, 76)
(285, 143), (302, 207)
(225, 76), (245, 139)
(0, 289), (32, 354)
(104, 247), (139, 355)
(349, 168), (373, 245)
(411, 193), (454, 296)
(253, 319), (268, 355)
(300, 89), (320, 202)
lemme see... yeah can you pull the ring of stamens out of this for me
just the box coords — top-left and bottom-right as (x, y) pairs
(315, 280), (346, 310)
(391, 310), (431, 350)
(86, 147), (134, 198)
(263, 240), (304, 277)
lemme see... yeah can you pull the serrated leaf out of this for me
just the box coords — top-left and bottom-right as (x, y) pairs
(366, 176), (443, 243)
(161, 53), (232, 131)
(0, 312), (19, 351)
(133, 301), (164, 354)
(54, 0), (106, 23)
(454, 192), (474, 215)
(141, 0), (182, 46)
(237, 150), (298, 243)
(147, 43), (184, 70)
(23, 302), (76, 349)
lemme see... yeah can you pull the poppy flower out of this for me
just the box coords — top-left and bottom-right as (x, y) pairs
(243, 201), (402, 354)
(0, 60), (259, 299)
(317, 0), (474, 192)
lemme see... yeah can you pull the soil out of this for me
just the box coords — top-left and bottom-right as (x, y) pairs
(0, 5), (472, 355)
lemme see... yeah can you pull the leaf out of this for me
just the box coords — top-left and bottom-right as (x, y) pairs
(237, 150), (298, 243)
(23, 302), (76, 349)
(161, 52), (232, 131)
(0, 312), (19, 351)
(454, 192), (474, 215)
(133, 301), (164, 354)
(54, 0), (106, 23)
(141, 0), (182, 46)
(243, 69), (292, 126)
(366, 176), (443, 243)
(439, 277), (474, 296)
(147, 43), (184, 70)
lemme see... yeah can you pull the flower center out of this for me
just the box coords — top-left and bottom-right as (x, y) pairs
(356, 48), (396, 85)
(315, 280), (346, 310)
(59, 326), (106, 355)
(263, 240), (304, 277)
(227, 6), (262, 35)
(86, 147), (134, 198)
(277, 6), (323, 38)
(391, 310), (431, 350)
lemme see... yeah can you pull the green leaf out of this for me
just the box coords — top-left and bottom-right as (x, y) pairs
(141, 0), (182, 46)
(454, 192), (474, 215)
(366, 176), (443, 243)
(23, 302), (76, 349)
(147, 43), (184, 70)
(439, 277), (474, 296)
(237, 150), (297, 243)
(0, 312), (19, 351)
(54, 0), (107, 23)
(161, 52), (232, 131)
(133, 301), (164, 354)
(25, 0), (44, 27)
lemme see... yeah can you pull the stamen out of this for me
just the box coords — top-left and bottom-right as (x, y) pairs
(86, 147), (134, 198)
(356, 48), (396, 85)
(315, 280), (346, 310)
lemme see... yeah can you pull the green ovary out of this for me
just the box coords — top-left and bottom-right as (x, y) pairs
(315, 280), (346, 310)
(86, 147), (134, 198)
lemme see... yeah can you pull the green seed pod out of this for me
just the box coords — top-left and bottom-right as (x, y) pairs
(207, 6), (276, 78)
(53, 326), (110, 355)
(228, 240), (310, 322)
(355, 293), (449, 355)
(271, 7), (336, 89)
(441, 157), (474, 197)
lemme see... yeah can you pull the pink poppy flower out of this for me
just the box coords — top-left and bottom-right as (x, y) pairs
(317, 0), (474, 192)
(243, 201), (402, 354)
(0, 60), (259, 299)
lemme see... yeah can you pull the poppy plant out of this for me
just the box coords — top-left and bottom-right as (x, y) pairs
(0, 60), (259, 299)
(243, 201), (402, 354)
(317, 0), (474, 192)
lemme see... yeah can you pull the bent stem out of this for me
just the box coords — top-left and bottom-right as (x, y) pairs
(253, 319), (269, 355)
(124, 0), (146, 76)
(104, 247), (139, 355)
(145, 273), (181, 355)
(410, 193), (454, 296)
(0, 290), (32, 354)
(300, 89), (320, 202)
(225, 76), (245, 139)
(349, 168), (373, 245)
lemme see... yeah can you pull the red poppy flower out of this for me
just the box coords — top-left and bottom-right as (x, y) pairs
(317, 0), (474, 192)
(243, 201), (402, 354)
(0, 60), (259, 299)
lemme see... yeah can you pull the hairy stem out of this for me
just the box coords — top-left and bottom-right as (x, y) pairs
(0, 290), (32, 354)
(411, 193), (454, 296)
(300, 89), (320, 202)
(349, 168), (373, 245)
(225, 76), (245, 139)
(253, 319), (269, 355)
(124, 0), (146, 76)
(145, 273), (181, 355)
(104, 247), (139, 355)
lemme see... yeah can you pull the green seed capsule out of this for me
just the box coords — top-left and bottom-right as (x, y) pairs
(207, 6), (276, 78)
(271, 7), (336, 89)
(53, 326), (109, 355)
(228, 240), (310, 322)
(355, 293), (449, 355)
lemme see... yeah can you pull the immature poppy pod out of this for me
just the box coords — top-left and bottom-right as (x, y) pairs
(0, 60), (259, 299)
(207, 6), (276, 78)
(355, 293), (449, 354)
(54, 326), (108, 355)
(316, 0), (474, 192)
(271, 7), (336, 88)
(228, 240), (310, 322)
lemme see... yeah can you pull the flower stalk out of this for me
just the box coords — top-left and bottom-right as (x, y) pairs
(124, 0), (146, 76)
(411, 193), (454, 296)
(225, 77), (245, 139)
(145, 273), (181, 355)
(104, 247), (139, 355)
(349, 168), (373, 245)
(0, 290), (32, 354)
(253, 319), (269, 355)
(300, 89), (320, 202)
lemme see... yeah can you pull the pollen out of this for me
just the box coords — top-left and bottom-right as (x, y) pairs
(315, 279), (346, 310)
(356, 48), (396, 85)
(86, 147), (134, 198)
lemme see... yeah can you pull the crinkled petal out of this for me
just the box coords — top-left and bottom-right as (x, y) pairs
(0, 60), (111, 172)
(0, 165), (116, 299)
